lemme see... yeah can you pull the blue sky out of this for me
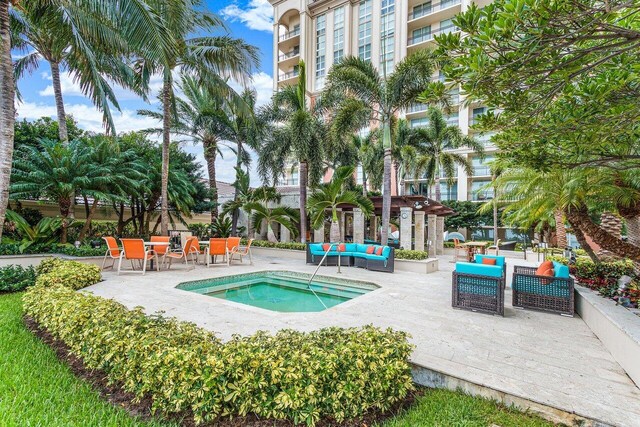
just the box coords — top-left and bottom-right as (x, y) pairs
(14, 0), (274, 183)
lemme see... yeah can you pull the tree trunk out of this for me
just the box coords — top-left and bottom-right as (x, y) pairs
(625, 216), (640, 247)
(78, 198), (99, 241)
(203, 139), (218, 222)
(160, 75), (172, 235)
(362, 170), (368, 197)
(58, 198), (71, 244)
(566, 204), (640, 262)
(434, 176), (442, 202)
(0, 0), (15, 240)
(554, 208), (567, 248)
(329, 218), (341, 243)
(600, 211), (623, 239)
(299, 161), (308, 243)
(231, 141), (242, 236)
(50, 61), (68, 143)
(266, 223), (277, 243)
(566, 214), (599, 263)
(492, 174), (498, 244)
(393, 161), (400, 196)
(381, 147), (392, 246)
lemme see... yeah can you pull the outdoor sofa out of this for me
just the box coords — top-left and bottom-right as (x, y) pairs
(512, 261), (574, 316)
(452, 254), (506, 316)
(306, 243), (395, 273)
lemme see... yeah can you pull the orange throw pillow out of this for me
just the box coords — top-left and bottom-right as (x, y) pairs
(481, 257), (497, 265)
(376, 246), (384, 256)
(338, 243), (346, 252)
(322, 243), (331, 252)
(366, 246), (375, 254)
(535, 260), (553, 276)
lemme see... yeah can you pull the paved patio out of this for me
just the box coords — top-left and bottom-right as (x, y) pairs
(86, 253), (640, 427)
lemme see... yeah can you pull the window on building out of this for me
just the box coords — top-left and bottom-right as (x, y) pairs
(439, 18), (458, 35)
(445, 112), (459, 126)
(472, 155), (495, 177)
(333, 6), (345, 63)
(412, 2), (432, 19)
(470, 180), (494, 201)
(315, 14), (326, 90)
(411, 26), (432, 45)
(380, 0), (395, 74)
(358, 0), (372, 61)
(410, 117), (429, 128)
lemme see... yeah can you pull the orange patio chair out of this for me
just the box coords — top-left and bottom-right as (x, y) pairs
(226, 237), (242, 265)
(453, 238), (466, 262)
(164, 237), (195, 270)
(118, 238), (159, 275)
(229, 239), (254, 265)
(101, 236), (121, 270)
(188, 238), (206, 264)
(205, 238), (229, 267)
(150, 236), (170, 267)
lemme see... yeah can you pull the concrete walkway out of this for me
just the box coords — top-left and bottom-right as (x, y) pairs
(86, 254), (640, 427)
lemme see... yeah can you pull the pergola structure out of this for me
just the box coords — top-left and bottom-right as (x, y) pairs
(311, 195), (456, 255)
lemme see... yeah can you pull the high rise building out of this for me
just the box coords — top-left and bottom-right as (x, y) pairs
(269, 0), (497, 206)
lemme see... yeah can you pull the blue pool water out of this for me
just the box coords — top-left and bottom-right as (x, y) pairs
(176, 271), (377, 312)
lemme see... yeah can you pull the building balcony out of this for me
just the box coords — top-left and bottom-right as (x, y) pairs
(279, 28), (300, 42)
(278, 50), (300, 68)
(278, 69), (300, 82)
(407, 28), (460, 52)
(469, 190), (494, 201)
(472, 166), (492, 177)
(408, 0), (462, 30)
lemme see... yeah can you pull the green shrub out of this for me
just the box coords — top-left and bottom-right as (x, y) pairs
(546, 255), (568, 264)
(246, 240), (307, 251)
(23, 286), (414, 426)
(573, 258), (635, 281)
(35, 259), (101, 290)
(0, 265), (37, 292)
(0, 243), (105, 257)
(395, 249), (429, 260)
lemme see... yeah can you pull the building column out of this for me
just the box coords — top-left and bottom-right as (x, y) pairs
(427, 214), (437, 255)
(414, 211), (425, 252)
(353, 208), (365, 244)
(400, 207), (413, 250)
(313, 225), (324, 243)
(369, 215), (378, 242)
(338, 209), (346, 242)
(280, 225), (291, 243)
(436, 216), (445, 255)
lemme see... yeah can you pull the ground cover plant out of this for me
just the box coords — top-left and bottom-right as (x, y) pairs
(0, 264), (36, 293)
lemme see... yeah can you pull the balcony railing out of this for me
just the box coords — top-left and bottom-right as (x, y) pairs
(279, 28), (300, 42)
(470, 190), (494, 201)
(473, 166), (492, 176)
(410, 0), (462, 20)
(408, 27), (459, 46)
(278, 50), (300, 61)
(409, 103), (428, 113)
(279, 70), (300, 81)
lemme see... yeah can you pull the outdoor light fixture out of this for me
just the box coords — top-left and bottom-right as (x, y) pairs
(414, 201), (424, 209)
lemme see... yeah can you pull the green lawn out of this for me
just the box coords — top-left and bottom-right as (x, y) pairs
(1, 292), (554, 427)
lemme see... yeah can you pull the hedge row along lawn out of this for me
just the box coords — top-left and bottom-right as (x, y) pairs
(247, 240), (430, 260)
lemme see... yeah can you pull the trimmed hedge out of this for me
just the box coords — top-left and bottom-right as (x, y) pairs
(35, 258), (101, 290)
(248, 240), (430, 260)
(0, 243), (105, 257)
(23, 280), (414, 426)
(0, 265), (37, 293)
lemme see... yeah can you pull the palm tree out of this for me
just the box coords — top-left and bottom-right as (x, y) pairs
(221, 167), (280, 238)
(0, 0), (177, 240)
(11, 3), (142, 142)
(308, 166), (374, 243)
(139, 74), (236, 222)
(245, 202), (299, 243)
(321, 50), (436, 245)
(136, 2), (259, 235)
(258, 61), (325, 243)
(401, 107), (484, 202)
(10, 139), (120, 243)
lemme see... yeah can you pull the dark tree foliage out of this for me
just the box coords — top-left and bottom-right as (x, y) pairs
(443, 201), (500, 230)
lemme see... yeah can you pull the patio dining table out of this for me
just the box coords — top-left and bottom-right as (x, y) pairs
(143, 241), (170, 270)
(462, 241), (488, 262)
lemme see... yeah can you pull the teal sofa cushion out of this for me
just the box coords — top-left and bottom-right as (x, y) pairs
(455, 262), (503, 278)
(552, 261), (570, 278)
(345, 243), (357, 252)
(475, 254), (506, 267)
(356, 244), (370, 253)
(309, 243), (323, 252)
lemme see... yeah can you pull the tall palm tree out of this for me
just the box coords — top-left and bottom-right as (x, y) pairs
(245, 202), (299, 243)
(10, 3), (143, 141)
(0, 0), (177, 240)
(0, 0), (14, 241)
(401, 107), (484, 202)
(307, 166), (374, 243)
(258, 61), (325, 243)
(139, 74), (237, 222)
(221, 167), (280, 238)
(136, 1), (259, 235)
(321, 50), (436, 245)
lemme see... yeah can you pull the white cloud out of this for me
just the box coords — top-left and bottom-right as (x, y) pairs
(220, 0), (273, 32)
(230, 71), (274, 107)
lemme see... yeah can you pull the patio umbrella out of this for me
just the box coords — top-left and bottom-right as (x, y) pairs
(445, 231), (465, 242)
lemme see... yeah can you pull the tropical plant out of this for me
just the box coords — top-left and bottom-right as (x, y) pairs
(321, 50), (437, 245)
(0, 264), (37, 293)
(307, 166), (374, 243)
(9, 139), (120, 243)
(221, 168), (280, 239)
(2, 210), (62, 252)
(245, 202), (299, 243)
(210, 215), (232, 238)
(401, 108), (483, 202)
(135, 1), (258, 235)
(258, 61), (325, 243)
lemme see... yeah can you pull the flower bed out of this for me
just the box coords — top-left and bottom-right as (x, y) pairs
(22, 265), (415, 426)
